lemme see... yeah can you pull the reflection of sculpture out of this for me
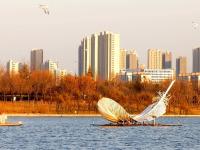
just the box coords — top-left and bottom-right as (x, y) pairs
(97, 80), (175, 125)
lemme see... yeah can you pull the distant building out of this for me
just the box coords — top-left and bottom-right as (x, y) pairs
(178, 73), (200, 89)
(126, 50), (138, 70)
(148, 49), (162, 69)
(193, 47), (200, 72)
(7, 60), (19, 74)
(120, 49), (127, 70)
(31, 49), (43, 71)
(91, 33), (99, 80)
(162, 51), (172, 69)
(44, 60), (58, 73)
(176, 56), (187, 75)
(78, 31), (120, 80)
(55, 69), (68, 81)
(119, 69), (174, 83)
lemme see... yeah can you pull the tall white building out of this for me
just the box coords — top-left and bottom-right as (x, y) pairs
(148, 49), (162, 69)
(44, 60), (58, 73)
(7, 60), (19, 74)
(78, 31), (120, 80)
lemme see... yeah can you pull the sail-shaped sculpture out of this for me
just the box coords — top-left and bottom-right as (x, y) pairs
(133, 80), (175, 122)
(97, 97), (132, 124)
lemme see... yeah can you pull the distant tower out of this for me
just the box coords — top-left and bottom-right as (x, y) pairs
(193, 48), (200, 72)
(120, 49), (127, 70)
(176, 56), (187, 75)
(30, 49), (43, 71)
(126, 50), (138, 70)
(7, 60), (19, 74)
(162, 51), (172, 69)
(148, 49), (162, 69)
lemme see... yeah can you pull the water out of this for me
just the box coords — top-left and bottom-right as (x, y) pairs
(0, 117), (200, 150)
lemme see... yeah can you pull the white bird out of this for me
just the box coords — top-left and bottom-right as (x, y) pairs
(39, 4), (49, 15)
(192, 21), (199, 29)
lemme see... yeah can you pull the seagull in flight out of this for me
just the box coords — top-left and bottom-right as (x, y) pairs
(192, 21), (199, 29)
(39, 4), (49, 15)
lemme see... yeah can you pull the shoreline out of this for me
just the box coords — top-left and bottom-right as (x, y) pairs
(6, 113), (200, 117)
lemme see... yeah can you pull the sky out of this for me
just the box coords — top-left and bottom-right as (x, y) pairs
(0, 0), (200, 73)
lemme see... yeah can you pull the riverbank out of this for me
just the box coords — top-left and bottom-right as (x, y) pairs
(6, 113), (200, 117)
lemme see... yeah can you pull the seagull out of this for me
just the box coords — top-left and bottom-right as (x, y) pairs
(39, 4), (49, 15)
(192, 21), (199, 29)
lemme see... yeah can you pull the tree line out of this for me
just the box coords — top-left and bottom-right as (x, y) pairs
(0, 64), (200, 114)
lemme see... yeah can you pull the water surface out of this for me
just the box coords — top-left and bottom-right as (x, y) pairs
(0, 117), (199, 150)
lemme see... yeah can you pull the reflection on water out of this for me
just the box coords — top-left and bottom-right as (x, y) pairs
(0, 117), (200, 150)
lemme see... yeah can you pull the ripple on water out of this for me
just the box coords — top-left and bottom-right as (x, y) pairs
(0, 117), (199, 150)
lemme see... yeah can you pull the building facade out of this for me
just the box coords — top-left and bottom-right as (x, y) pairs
(126, 50), (138, 70)
(7, 60), (19, 74)
(78, 31), (120, 80)
(120, 49), (127, 70)
(193, 48), (200, 72)
(162, 51), (172, 69)
(148, 49), (162, 69)
(119, 69), (174, 83)
(43, 60), (58, 73)
(30, 49), (43, 71)
(176, 56), (187, 75)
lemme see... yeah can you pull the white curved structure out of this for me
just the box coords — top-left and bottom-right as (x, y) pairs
(97, 97), (131, 123)
(133, 80), (175, 122)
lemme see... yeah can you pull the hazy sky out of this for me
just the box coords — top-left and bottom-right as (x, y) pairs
(0, 0), (200, 73)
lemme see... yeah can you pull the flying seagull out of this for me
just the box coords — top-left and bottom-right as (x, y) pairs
(39, 4), (49, 15)
(192, 21), (199, 29)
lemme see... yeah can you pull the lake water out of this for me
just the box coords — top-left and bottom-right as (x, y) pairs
(0, 117), (200, 150)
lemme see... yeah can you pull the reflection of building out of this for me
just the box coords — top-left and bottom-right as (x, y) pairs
(126, 50), (138, 70)
(148, 49), (162, 69)
(7, 60), (19, 74)
(120, 49), (127, 70)
(78, 31), (120, 80)
(176, 56), (187, 75)
(119, 69), (174, 83)
(31, 49), (43, 71)
(193, 48), (200, 72)
(162, 51), (172, 69)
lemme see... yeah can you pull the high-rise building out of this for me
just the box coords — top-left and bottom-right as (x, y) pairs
(176, 56), (187, 75)
(148, 49), (162, 69)
(91, 33), (99, 79)
(193, 48), (200, 72)
(44, 60), (58, 73)
(120, 49), (127, 70)
(30, 49), (43, 71)
(162, 51), (172, 69)
(78, 31), (120, 80)
(78, 36), (91, 76)
(126, 50), (138, 70)
(7, 60), (19, 74)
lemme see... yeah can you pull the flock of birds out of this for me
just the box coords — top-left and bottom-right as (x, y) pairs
(39, 4), (198, 30)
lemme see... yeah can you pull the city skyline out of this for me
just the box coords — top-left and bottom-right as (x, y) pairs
(0, 0), (200, 73)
